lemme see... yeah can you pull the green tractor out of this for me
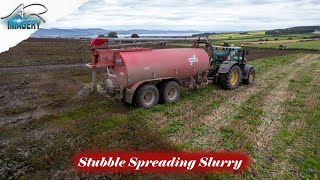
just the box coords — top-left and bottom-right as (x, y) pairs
(207, 45), (256, 89)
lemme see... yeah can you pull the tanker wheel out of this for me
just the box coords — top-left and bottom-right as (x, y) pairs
(158, 81), (180, 104)
(220, 65), (242, 90)
(133, 84), (159, 108)
(243, 68), (256, 85)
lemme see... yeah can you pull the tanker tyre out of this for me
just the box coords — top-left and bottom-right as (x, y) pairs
(133, 84), (159, 108)
(220, 65), (242, 90)
(158, 81), (180, 104)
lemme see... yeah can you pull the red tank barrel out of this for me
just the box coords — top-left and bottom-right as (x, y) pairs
(109, 48), (210, 88)
(87, 37), (212, 99)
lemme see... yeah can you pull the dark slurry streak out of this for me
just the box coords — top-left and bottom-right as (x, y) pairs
(0, 63), (86, 74)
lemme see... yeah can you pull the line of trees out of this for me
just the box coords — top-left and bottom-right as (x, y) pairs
(265, 26), (320, 35)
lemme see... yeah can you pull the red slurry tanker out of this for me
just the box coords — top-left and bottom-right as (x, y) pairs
(87, 37), (255, 108)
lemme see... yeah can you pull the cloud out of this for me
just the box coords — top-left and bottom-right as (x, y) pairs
(47, 0), (320, 31)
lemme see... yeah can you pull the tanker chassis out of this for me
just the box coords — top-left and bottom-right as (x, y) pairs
(86, 37), (255, 108)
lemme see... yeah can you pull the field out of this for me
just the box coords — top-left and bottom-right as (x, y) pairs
(0, 38), (320, 179)
(206, 31), (320, 50)
(247, 40), (320, 50)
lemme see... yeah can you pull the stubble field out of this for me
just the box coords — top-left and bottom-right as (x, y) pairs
(0, 38), (319, 179)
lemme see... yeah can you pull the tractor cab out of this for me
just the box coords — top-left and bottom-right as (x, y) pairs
(211, 46), (248, 65)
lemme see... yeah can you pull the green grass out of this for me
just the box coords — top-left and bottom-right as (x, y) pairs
(160, 120), (185, 135)
(88, 114), (128, 133)
(59, 100), (126, 121)
(269, 61), (320, 179)
(250, 53), (304, 75)
(248, 40), (320, 50)
(207, 31), (315, 45)
(214, 54), (299, 152)
(209, 31), (266, 39)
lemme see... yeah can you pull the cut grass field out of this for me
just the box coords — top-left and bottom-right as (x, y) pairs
(208, 31), (316, 45)
(1, 52), (319, 179)
(209, 30), (266, 39)
(247, 40), (320, 50)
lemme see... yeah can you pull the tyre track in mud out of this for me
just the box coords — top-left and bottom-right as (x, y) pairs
(152, 56), (309, 131)
(0, 63), (88, 128)
(254, 54), (320, 152)
(0, 70), (90, 128)
(0, 63), (86, 74)
(195, 55), (313, 144)
(168, 54), (317, 147)
(268, 60), (320, 178)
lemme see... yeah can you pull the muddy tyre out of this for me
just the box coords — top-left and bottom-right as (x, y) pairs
(243, 67), (255, 85)
(133, 84), (159, 108)
(158, 81), (180, 104)
(220, 65), (242, 90)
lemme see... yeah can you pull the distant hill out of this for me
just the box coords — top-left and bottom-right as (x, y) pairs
(31, 28), (202, 38)
(116, 29), (200, 35)
(191, 32), (218, 37)
(265, 26), (320, 35)
(31, 28), (108, 38)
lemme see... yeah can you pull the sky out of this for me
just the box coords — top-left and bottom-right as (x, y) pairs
(46, 0), (320, 31)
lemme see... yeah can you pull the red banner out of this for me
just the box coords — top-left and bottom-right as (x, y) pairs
(73, 151), (250, 173)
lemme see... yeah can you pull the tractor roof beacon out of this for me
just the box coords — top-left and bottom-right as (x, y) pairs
(87, 37), (256, 108)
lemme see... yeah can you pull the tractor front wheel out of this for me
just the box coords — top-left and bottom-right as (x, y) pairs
(243, 67), (255, 85)
(220, 65), (242, 89)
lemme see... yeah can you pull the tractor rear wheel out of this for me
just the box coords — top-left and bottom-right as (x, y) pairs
(220, 65), (242, 89)
(158, 81), (180, 104)
(243, 68), (255, 85)
(133, 84), (159, 108)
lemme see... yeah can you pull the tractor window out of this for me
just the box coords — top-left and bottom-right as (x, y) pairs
(212, 49), (227, 62)
(213, 49), (225, 58)
(229, 50), (240, 61)
(230, 50), (236, 57)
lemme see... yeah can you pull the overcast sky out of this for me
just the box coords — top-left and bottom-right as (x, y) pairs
(47, 0), (320, 31)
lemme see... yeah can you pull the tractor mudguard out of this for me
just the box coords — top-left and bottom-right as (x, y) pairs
(242, 64), (254, 79)
(218, 61), (239, 74)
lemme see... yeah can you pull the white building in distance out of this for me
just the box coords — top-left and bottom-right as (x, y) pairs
(313, 29), (320, 34)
